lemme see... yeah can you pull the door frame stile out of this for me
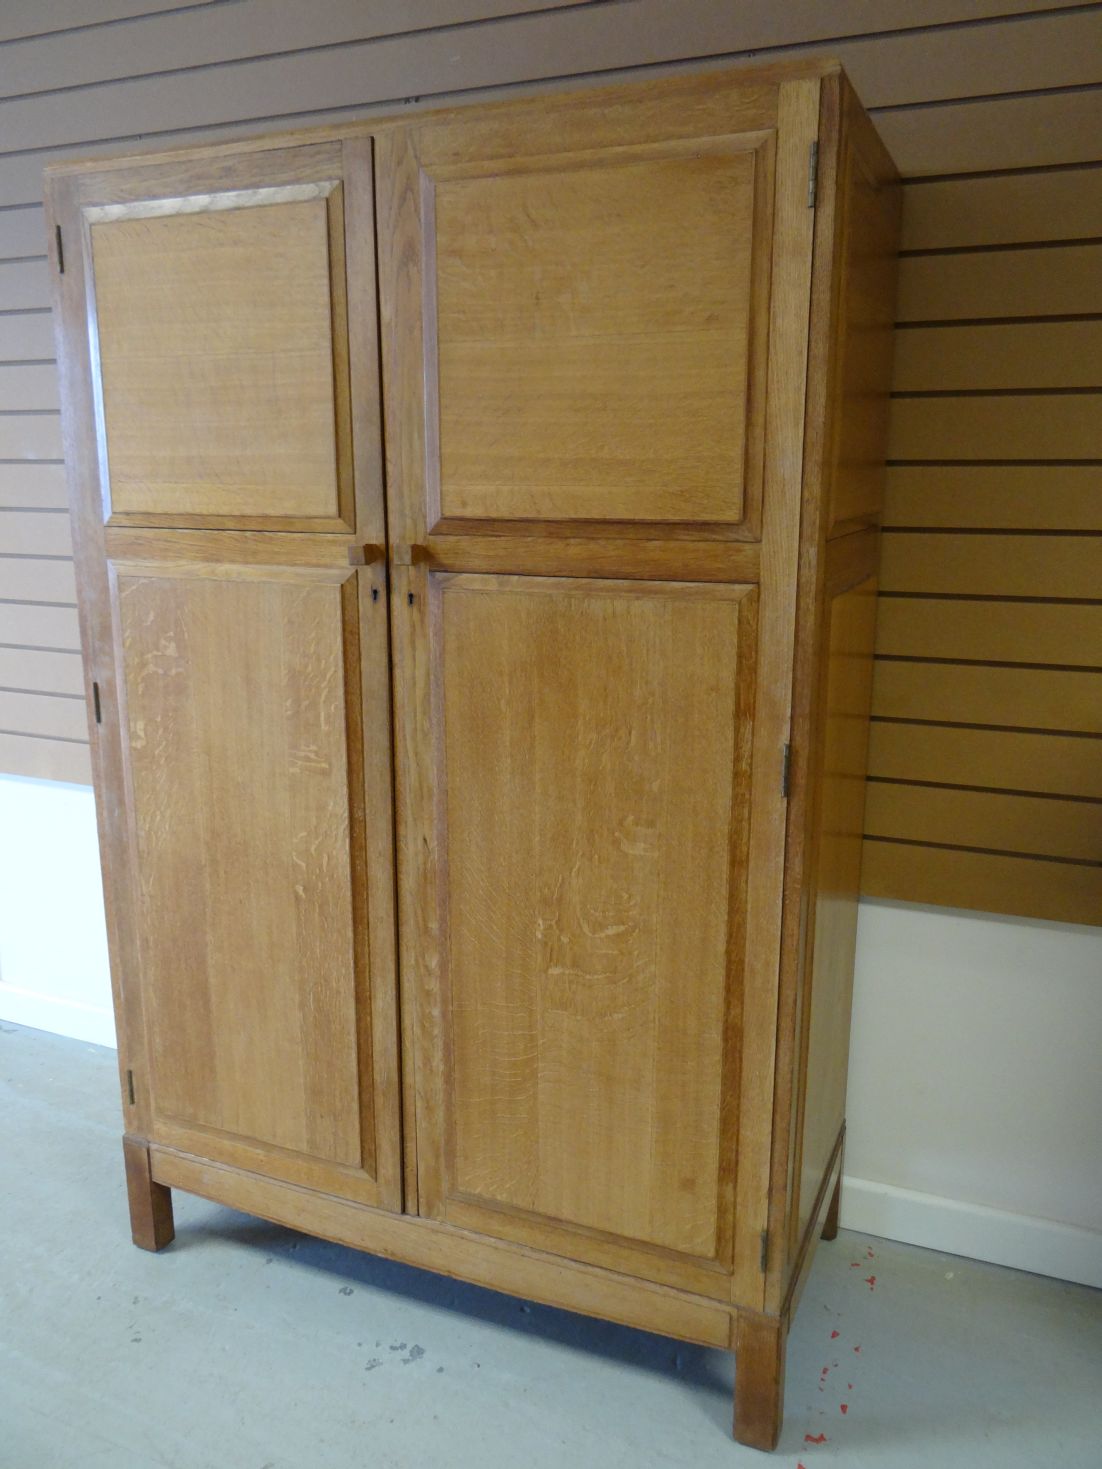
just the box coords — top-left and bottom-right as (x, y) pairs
(45, 170), (155, 1139)
(731, 76), (823, 1312)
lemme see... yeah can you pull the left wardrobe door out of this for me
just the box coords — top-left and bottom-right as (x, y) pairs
(47, 140), (404, 1210)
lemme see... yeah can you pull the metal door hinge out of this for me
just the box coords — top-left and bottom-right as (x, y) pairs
(55, 224), (65, 274)
(126, 1068), (136, 1105)
(760, 1229), (769, 1273)
(808, 140), (819, 209)
(781, 742), (792, 798)
(92, 680), (102, 724)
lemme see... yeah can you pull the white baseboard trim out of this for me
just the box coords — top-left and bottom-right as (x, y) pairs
(840, 1173), (1102, 1290)
(0, 982), (117, 1049)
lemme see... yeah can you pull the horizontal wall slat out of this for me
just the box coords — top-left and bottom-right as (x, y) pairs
(0, 415), (64, 459)
(0, 260), (51, 310)
(0, 42), (1095, 207)
(866, 782), (1100, 862)
(0, 1), (211, 45)
(0, 5), (1096, 163)
(0, 601), (81, 648)
(876, 597), (1102, 665)
(0, 509), (73, 556)
(0, 729), (91, 783)
(0, 556), (76, 602)
(880, 532), (1101, 598)
(0, 463), (69, 508)
(0, 0), (676, 98)
(868, 723), (1102, 799)
(897, 244), (1102, 321)
(0, 364), (60, 410)
(0, 686), (88, 739)
(883, 466), (1102, 529)
(901, 167), (1102, 251)
(860, 840), (1101, 926)
(0, 206), (46, 259)
(875, 88), (1102, 177)
(889, 394), (1102, 461)
(0, 645), (83, 694)
(0, 313), (56, 362)
(892, 322), (1102, 392)
(839, 9), (1102, 107)
(872, 661), (1102, 735)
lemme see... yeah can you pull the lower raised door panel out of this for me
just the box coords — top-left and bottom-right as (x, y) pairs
(408, 573), (757, 1294)
(112, 557), (401, 1207)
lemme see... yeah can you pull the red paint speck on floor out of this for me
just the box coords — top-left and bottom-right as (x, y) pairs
(840, 1403), (849, 1415)
(849, 1261), (861, 1268)
(854, 1345), (862, 1353)
(805, 1432), (828, 1444)
(848, 1383), (854, 1390)
(864, 1275), (877, 1290)
(867, 1247), (875, 1258)
(830, 1329), (840, 1339)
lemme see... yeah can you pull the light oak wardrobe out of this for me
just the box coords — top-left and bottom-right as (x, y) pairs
(45, 58), (899, 1450)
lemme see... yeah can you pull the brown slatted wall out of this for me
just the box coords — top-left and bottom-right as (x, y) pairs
(866, 146), (1102, 925)
(0, 0), (1098, 923)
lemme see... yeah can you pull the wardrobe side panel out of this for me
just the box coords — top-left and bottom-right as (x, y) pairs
(785, 91), (901, 1281)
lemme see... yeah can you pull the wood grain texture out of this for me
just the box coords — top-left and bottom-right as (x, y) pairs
(114, 564), (367, 1164)
(768, 75), (898, 1317)
(826, 130), (900, 535)
(122, 1134), (175, 1251)
(430, 140), (766, 526)
(734, 1312), (786, 1451)
(439, 575), (751, 1261)
(150, 1146), (737, 1350)
(792, 579), (878, 1250)
(10, 10), (1101, 943)
(90, 194), (345, 525)
(732, 74), (822, 1311)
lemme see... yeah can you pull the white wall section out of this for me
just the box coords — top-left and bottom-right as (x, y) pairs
(842, 899), (1102, 1287)
(0, 773), (114, 1046)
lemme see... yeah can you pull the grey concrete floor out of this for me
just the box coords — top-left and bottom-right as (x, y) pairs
(1, 1023), (1099, 1469)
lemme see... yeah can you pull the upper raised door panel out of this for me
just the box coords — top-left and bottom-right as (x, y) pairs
(76, 143), (362, 532)
(431, 145), (768, 527)
(380, 76), (780, 540)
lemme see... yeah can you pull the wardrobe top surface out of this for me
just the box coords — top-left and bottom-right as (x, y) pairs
(43, 54), (848, 182)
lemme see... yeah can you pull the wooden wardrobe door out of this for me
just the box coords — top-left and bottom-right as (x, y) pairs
(378, 74), (821, 1292)
(54, 142), (403, 1209)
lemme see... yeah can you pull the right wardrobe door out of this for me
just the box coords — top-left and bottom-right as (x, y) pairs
(376, 71), (820, 1297)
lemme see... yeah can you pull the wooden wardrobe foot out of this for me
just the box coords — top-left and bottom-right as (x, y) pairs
(734, 1311), (786, 1451)
(122, 1135), (175, 1252)
(821, 1168), (842, 1242)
